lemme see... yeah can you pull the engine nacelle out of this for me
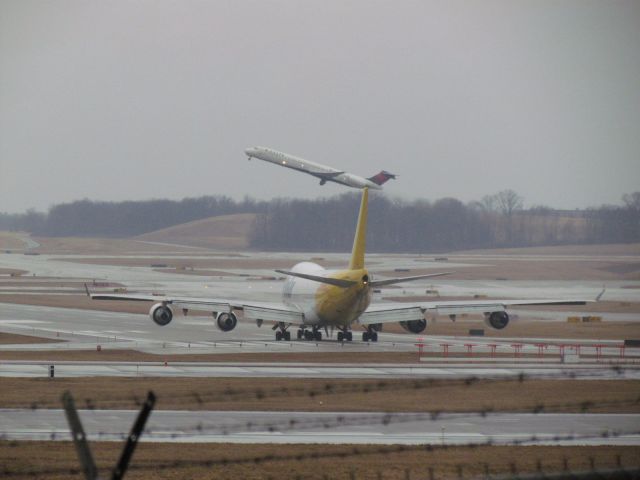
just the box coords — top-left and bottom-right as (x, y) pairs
(149, 303), (173, 326)
(399, 319), (427, 334)
(485, 311), (509, 330)
(216, 312), (238, 332)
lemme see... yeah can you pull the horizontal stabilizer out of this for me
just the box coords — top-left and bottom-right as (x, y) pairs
(369, 272), (452, 288)
(275, 270), (357, 288)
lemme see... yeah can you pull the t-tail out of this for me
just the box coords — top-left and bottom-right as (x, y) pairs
(368, 170), (397, 186)
(349, 188), (368, 270)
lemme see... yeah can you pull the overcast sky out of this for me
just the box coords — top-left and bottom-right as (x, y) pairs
(1, 1), (639, 213)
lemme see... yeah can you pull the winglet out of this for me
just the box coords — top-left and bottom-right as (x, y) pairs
(596, 286), (606, 302)
(349, 188), (368, 270)
(84, 283), (90, 297)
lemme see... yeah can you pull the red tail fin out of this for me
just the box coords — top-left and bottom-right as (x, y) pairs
(368, 170), (396, 186)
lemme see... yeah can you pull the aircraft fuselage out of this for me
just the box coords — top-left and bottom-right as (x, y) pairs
(282, 261), (372, 327)
(245, 146), (383, 190)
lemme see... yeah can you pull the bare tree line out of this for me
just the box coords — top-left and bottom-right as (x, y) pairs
(0, 190), (638, 252)
(250, 190), (640, 252)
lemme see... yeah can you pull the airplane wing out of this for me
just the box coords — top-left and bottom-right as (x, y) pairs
(88, 291), (305, 324)
(357, 297), (591, 325)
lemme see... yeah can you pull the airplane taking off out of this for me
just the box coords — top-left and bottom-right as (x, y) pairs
(89, 188), (596, 342)
(244, 146), (396, 190)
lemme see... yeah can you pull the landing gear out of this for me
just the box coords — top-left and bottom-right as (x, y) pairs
(362, 327), (379, 342)
(337, 330), (353, 342)
(274, 323), (291, 341)
(299, 326), (322, 341)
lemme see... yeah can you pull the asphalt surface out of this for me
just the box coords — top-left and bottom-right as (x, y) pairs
(1, 410), (638, 445)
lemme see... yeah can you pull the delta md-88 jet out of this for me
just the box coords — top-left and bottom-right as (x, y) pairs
(90, 188), (594, 342)
(245, 146), (396, 190)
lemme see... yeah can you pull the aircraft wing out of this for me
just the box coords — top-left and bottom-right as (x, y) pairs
(88, 292), (305, 324)
(357, 298), (590, 325)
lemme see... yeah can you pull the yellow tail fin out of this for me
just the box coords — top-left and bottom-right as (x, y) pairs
(349, 188), (368, 270)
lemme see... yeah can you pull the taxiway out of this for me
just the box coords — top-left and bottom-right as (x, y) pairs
(1, 410), (638, 445)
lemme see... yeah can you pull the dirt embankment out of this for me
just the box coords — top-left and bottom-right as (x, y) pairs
(134, 213), (258, 250)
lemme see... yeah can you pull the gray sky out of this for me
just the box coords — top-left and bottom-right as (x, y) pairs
(1, 0), (639, 213)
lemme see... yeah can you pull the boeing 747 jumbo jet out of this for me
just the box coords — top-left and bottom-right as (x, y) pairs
(89, 188), (596, 342)
(244, 146), (396, 190)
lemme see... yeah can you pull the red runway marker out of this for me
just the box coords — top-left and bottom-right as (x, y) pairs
(511, 343), (523, 358)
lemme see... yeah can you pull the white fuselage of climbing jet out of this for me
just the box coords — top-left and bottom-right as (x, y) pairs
(244, 146), (384, 190)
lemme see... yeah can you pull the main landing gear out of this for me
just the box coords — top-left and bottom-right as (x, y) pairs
(297, 327), (322, 341)
(274, 323), (323, 341)
(362, 326), (378, 342)
(337, 329), (353, 342)
(274, 322), (291, 341)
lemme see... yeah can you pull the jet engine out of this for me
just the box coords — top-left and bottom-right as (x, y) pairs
(399, 319), (427, 334)
(485, 311), (509, 330)
(149, 303), (173, 326)
(216, 312), (238, 332)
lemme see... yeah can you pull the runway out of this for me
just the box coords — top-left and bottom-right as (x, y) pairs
(1, 410), (638, 445)
(1, 303), (637, 362)
(1, 360), (638, 379)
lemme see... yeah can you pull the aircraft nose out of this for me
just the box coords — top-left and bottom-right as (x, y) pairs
(245, 147), (256, 157)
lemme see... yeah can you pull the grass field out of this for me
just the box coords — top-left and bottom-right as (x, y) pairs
(1, 377), (637, 413)
(2, 442), (638, 480)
